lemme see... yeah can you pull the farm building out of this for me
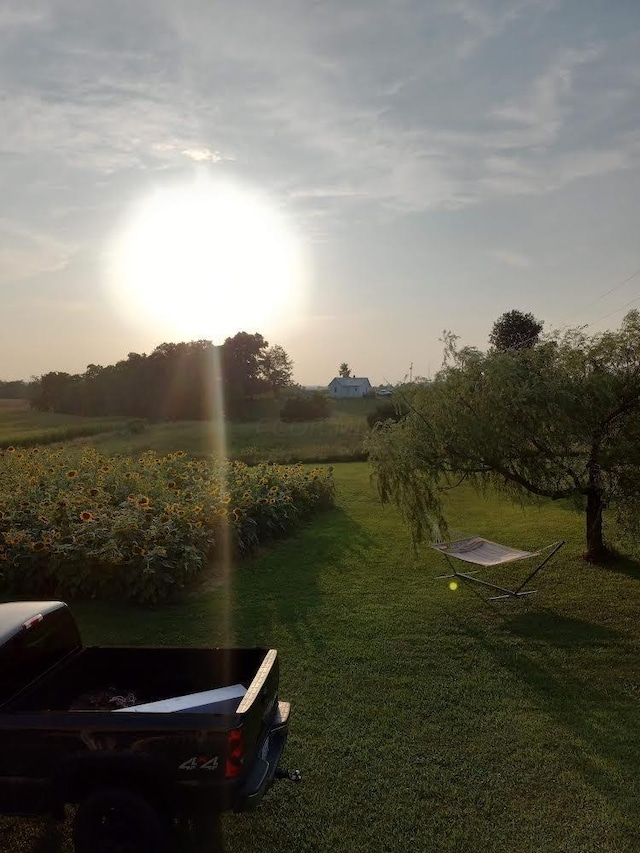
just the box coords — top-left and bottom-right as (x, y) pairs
(328, 377), (372, 398)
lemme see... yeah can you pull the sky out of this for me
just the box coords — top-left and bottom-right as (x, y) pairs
(1, 0), (639, 385)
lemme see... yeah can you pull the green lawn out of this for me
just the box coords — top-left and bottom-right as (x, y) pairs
(3, 463), (640, 852)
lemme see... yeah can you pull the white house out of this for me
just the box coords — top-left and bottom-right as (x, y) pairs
(328, 377), (372, 398)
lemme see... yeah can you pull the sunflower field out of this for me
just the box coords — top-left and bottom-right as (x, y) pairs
(0, 445), (334, 603)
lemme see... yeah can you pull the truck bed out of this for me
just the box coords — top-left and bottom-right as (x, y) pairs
(6, 646), (268, 714)
(0, 603), (291, 824)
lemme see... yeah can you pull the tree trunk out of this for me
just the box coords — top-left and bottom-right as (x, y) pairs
(585, 485), (608, 561)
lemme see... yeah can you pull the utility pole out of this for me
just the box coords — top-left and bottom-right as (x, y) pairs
(409, 362), (413, 382)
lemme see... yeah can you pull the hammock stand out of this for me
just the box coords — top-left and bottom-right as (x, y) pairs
(433, 537), (565, 601)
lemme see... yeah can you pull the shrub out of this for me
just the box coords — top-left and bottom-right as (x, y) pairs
(0, 446), (334, 604)
(280, 392), (330, 423)
(366, 400), (409, 429)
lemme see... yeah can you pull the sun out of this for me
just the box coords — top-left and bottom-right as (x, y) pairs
(108, 178), (306, 340)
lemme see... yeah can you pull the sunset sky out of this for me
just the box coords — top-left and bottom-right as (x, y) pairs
(1, 0), (639, 385)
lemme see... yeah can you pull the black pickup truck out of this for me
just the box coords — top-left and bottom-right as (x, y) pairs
(0, 600), (298, 852)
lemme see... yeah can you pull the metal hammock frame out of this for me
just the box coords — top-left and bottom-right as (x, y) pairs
(433, 537), (565, 601)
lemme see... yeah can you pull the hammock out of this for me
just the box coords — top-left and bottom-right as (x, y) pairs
(433, 537), (564, 601)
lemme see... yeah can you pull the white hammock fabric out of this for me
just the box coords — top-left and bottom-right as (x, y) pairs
(432, 537), (542, 567)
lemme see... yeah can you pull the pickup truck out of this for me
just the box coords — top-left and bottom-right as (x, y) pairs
(0, 600), (298, 852)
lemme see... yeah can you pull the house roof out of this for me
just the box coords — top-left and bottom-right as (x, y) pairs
(328, 377), (371, 387)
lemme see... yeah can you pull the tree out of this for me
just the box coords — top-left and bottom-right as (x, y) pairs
(367, 312), (640, 562)
(339, 363), (351, 378)
(489, 309), (544, 352)
(221, 332), (269, 414)
(261, 345), (294, 396)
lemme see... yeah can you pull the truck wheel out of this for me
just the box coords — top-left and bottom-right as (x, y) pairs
(72, 788), (169, 853)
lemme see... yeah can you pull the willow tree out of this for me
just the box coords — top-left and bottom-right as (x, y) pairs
(367, 312), (640, 561)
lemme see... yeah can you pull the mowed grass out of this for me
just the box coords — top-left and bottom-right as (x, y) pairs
(84, 398), (378, 463)
(0, 401), (129, 448)
(3, 464), (640, 852)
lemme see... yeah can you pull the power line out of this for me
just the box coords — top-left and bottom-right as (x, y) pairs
(591, 292), (640, 325)
(557, 268), (640, 326)
(498, 265), (640, 354)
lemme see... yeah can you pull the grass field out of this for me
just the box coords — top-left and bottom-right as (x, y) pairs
(0, 398), (377, 463)
(2, 463), (640, 852)
(0, 400), (129, 448)
(77, 398), (376, 463)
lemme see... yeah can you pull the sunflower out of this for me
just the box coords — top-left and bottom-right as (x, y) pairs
(138, 496), (150, 507)
(79, 511), (94, 522)
(66, 470), (78, 479)
(132, 544), (145, 556)
(47, 468), (55, 475)
(6, 447), (15, 453)
(100, 465), (111, 474)
(32, 541), (46, 552)
(89, 488), (100, 497)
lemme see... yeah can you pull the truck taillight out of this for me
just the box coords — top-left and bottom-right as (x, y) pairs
(225, 727), (245, 779)
(23, 614), (43, 630)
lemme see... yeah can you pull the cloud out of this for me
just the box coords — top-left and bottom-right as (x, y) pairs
(181, 147), (224, 163)
(488, 248), (531, 269)
(0, 219), (72, 284)
(0, 2), (49, 30)
(0, 0), (638, 243)
(491, 45), (601, 147)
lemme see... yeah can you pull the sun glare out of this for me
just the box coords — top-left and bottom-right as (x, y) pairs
(108, 178), (306, 340)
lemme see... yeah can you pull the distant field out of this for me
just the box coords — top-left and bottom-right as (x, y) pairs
(0, 397), (379, 463)
(84, 397), (378, 463)
(0, 404), (130, 448)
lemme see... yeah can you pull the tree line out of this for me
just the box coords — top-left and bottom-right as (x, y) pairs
(29, 332), (294, 420)
(0, 380), (32, 399)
